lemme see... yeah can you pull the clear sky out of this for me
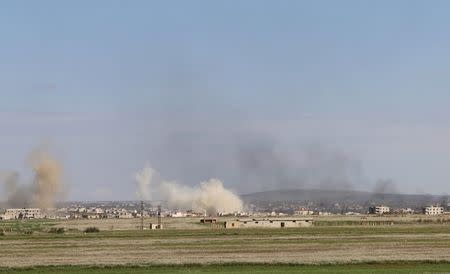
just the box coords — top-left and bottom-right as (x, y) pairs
(1, 1), (450, 200)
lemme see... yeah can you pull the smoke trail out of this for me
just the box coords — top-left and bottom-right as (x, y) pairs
(134, 165), (243, 215)
(135, 165), (154, 200)
(1, 146), (64, 209)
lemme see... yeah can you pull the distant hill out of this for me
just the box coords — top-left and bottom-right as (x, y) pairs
(241, 189), (448, 209)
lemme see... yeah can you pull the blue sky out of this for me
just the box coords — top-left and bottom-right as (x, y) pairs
(1, 1), (450, 200)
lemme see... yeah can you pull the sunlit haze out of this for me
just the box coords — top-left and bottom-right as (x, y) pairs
(1, 1), (450, 201)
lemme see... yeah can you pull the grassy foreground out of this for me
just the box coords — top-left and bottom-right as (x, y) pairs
(0, 224), (449, 267)
(3, 262), (450, 274)
(1, 219), (449, 268)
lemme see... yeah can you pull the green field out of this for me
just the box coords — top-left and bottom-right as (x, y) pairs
(3, 262), (450, 274)
(0, 217), (449, 272)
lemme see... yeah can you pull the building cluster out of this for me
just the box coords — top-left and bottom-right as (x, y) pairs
(65, 207), (143, 219)
(367, 204), (447, 215)
(248, 200), (367, 216)
(0, 201), (159, 220)
(1, 200), (448, 221)
(169, 210), (246, 218)
(247, 197), (450, 216)
(0, 208), (42, 220)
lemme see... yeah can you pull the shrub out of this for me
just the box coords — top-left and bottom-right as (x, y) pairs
(49, 227), (65, 234)
(84, 227), (100, 233)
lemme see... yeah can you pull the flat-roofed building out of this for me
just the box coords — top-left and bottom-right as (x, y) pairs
(369, 205), (390, 215)
(225, 219), (313, 229)
(423, 205), (444, 215)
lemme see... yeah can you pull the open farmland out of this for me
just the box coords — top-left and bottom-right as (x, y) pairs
(54, 214), (450, 231)
(0, 216), (449, 273)
(2, 262), (450, 274)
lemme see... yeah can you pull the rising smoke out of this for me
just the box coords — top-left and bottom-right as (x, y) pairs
(1, 146), (64, 209)
(135, 166), (155, 201)
(236, 138), (365, 192)
(134, 165), (243, 215)
(160, 179), (243, 216)
(373, 178), (398, 194)
(2, 171), (32, 208)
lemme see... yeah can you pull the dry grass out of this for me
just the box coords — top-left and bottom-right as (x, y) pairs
(0, 217), (449, 267)
(59, 217), (207, 231)
(57, 215), (450, 231)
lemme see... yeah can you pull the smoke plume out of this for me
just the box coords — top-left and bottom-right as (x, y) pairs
(2, 172), (32, 208)
(135, 165), (155, 201)
(1, 147), (64, 209)
(236, 139), (364, 192)
(134, 165), (243, 215)
(160, 178), (243, 215)
(373, 178), (398, 194)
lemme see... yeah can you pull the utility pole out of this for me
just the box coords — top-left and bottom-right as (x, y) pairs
(140, 200), (144, 230)
(157, 205), (161, 229)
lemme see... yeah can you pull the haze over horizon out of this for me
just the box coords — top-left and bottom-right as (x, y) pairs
(2, 1), (450, 201)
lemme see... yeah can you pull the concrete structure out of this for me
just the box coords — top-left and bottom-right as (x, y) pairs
(224, 219), (313, 229)
(149, 223), (163, 229)
(423, 205), (444, 215)
(117, 210), (133, 219)
(200, 218), (217, 224)
(0, 208), (42, 220)
(369, 205), (390, 215)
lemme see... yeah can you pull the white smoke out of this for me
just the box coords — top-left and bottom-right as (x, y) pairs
(160, 178), (243, 216)
(134, 165), (243, 215)
(135, 165), (155, 201)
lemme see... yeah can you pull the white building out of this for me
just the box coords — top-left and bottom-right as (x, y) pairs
(400, 208), (415, 214)
(0, 208), (42, 220)
(295, 210), (314, 216)
(369, 205), (390, 215)
(424, 205), (444, 215)
(170, 211), (187, 218)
